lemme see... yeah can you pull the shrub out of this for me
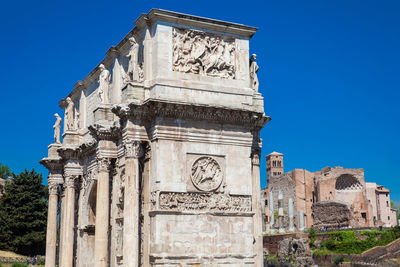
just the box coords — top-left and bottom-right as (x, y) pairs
(308, 227), (316, 248)
(333, 255), (345, 265)
(12, 263), (27, 267)
(37, 257), (45, 265)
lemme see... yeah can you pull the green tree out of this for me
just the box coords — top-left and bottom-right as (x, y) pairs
(0, 169), (48, 255)
(0, 163), (12, 179)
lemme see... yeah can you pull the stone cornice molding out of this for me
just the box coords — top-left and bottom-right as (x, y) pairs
(136, 9), (258, 38)
(88, 123), (121, 141)
(57, 146), (80, 160)
(40, 158), (63, 172)
(124, 140), (144, 159)
(112, 100), (271, 130)
(78, 139), (97, 158)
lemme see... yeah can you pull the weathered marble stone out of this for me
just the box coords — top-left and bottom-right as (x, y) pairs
(40, 9), (269, 267)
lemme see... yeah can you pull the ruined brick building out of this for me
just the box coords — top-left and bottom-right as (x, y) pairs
(261, 152), (397, 233)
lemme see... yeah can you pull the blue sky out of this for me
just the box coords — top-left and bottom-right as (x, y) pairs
(0, 1), (399, 199)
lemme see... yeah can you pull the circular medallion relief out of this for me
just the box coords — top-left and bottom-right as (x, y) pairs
(191, 156), (222, 191)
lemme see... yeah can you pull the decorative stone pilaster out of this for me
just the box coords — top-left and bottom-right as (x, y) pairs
(278, 190), (285, 233)
(269, 192), (275, 233)
(251, 150), (263, 267)
(45, 182), (59, 267)
(94, 157), (112, 267)
(123, 140), (143, 267)
(299, 211), (305, 231)
(288, 198), (294, 232)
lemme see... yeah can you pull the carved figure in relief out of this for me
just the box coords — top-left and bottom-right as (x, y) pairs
(64, 97), (75, 131)
(158, 192), (251, 212)
(126, 36), (141, 82)
(53, 113), (62, 144)
(74, 110), (80, 130)
(249, 54), (259, 91)
(98, 64), (110, 103)
(191, 157), (222, 191)
(172, 28), (236, 79)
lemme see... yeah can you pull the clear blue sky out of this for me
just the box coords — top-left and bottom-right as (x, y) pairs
(0, 1), (399, 199)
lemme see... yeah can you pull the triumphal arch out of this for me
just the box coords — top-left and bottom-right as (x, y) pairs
(40, 9), (269, 267)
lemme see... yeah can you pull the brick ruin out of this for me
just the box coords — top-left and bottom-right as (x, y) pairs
(262, 152), (397, 233)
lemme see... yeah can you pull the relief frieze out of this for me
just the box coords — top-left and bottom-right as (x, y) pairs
(158, 191), (251, 212)
(172, 28), (236, 79)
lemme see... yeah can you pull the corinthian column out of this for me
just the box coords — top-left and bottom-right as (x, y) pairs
(251, 151), (263, 267)
(123, 141), (143, 267)
(62, 175), (77, 267)
(45, 182), (59, 267)
(94, 157), (111, 267)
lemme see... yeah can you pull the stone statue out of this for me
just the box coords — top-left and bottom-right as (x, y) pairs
(98, 64), (110, 103)
(126, 36), (140, 82)
(53, 113), (62, 143)
(64, 97), (75, 131)
(249, 54), (259, 91)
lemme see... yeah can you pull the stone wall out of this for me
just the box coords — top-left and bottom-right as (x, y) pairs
(312, 201), (355, 229)
(263, 232), (308, 254)
(268, 173), (297, 231)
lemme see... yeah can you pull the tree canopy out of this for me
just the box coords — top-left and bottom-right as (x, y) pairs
(0, 169), (48, 255)
(0, 163), (12, 179)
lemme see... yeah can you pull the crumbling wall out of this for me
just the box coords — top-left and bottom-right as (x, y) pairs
(268, 173), (297, 231)
(312, 201), (357, 229)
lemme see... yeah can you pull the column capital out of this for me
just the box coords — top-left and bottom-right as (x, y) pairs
(48, 183), (59, 195)
(251, 151), (260, 166)
(97, 157), (112, 172)
(124, 140), (144, 159)
(64, 175), (78, 188)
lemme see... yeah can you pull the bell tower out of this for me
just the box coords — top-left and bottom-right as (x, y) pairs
(266, 151), (284, 185)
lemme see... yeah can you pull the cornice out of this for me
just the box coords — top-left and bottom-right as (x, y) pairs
(39, 157), (63, 171)
(88, 123), (121, 141)
(78, 139), (97, 158)
(57, 145), (80, 160)
(112, 99), (270, 130)
(136, 9), (258, 38)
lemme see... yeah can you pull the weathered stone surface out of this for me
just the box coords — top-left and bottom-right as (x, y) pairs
(312, 201), (355, 229)
(263, 152), (392, 233)
(41, 9), (268, 267)
(277, 238), (313, 267)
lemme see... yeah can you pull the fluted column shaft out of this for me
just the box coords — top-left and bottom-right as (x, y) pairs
(61, 176), (76, 267)
(45, 183), (59, 267)
(58, 186), (66, 265)
(94, 158), (111, 267)
(252, 152), (263, 267)
(123, 141), (143, 267)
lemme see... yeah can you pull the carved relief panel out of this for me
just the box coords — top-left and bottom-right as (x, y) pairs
(172, 28), (236, 79)
(186, 154), (225, 192)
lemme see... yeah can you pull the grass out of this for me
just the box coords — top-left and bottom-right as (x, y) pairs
(0, 251), (24, 258)
(312, 227), (400, 255)
(0, 250), (44, 267)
